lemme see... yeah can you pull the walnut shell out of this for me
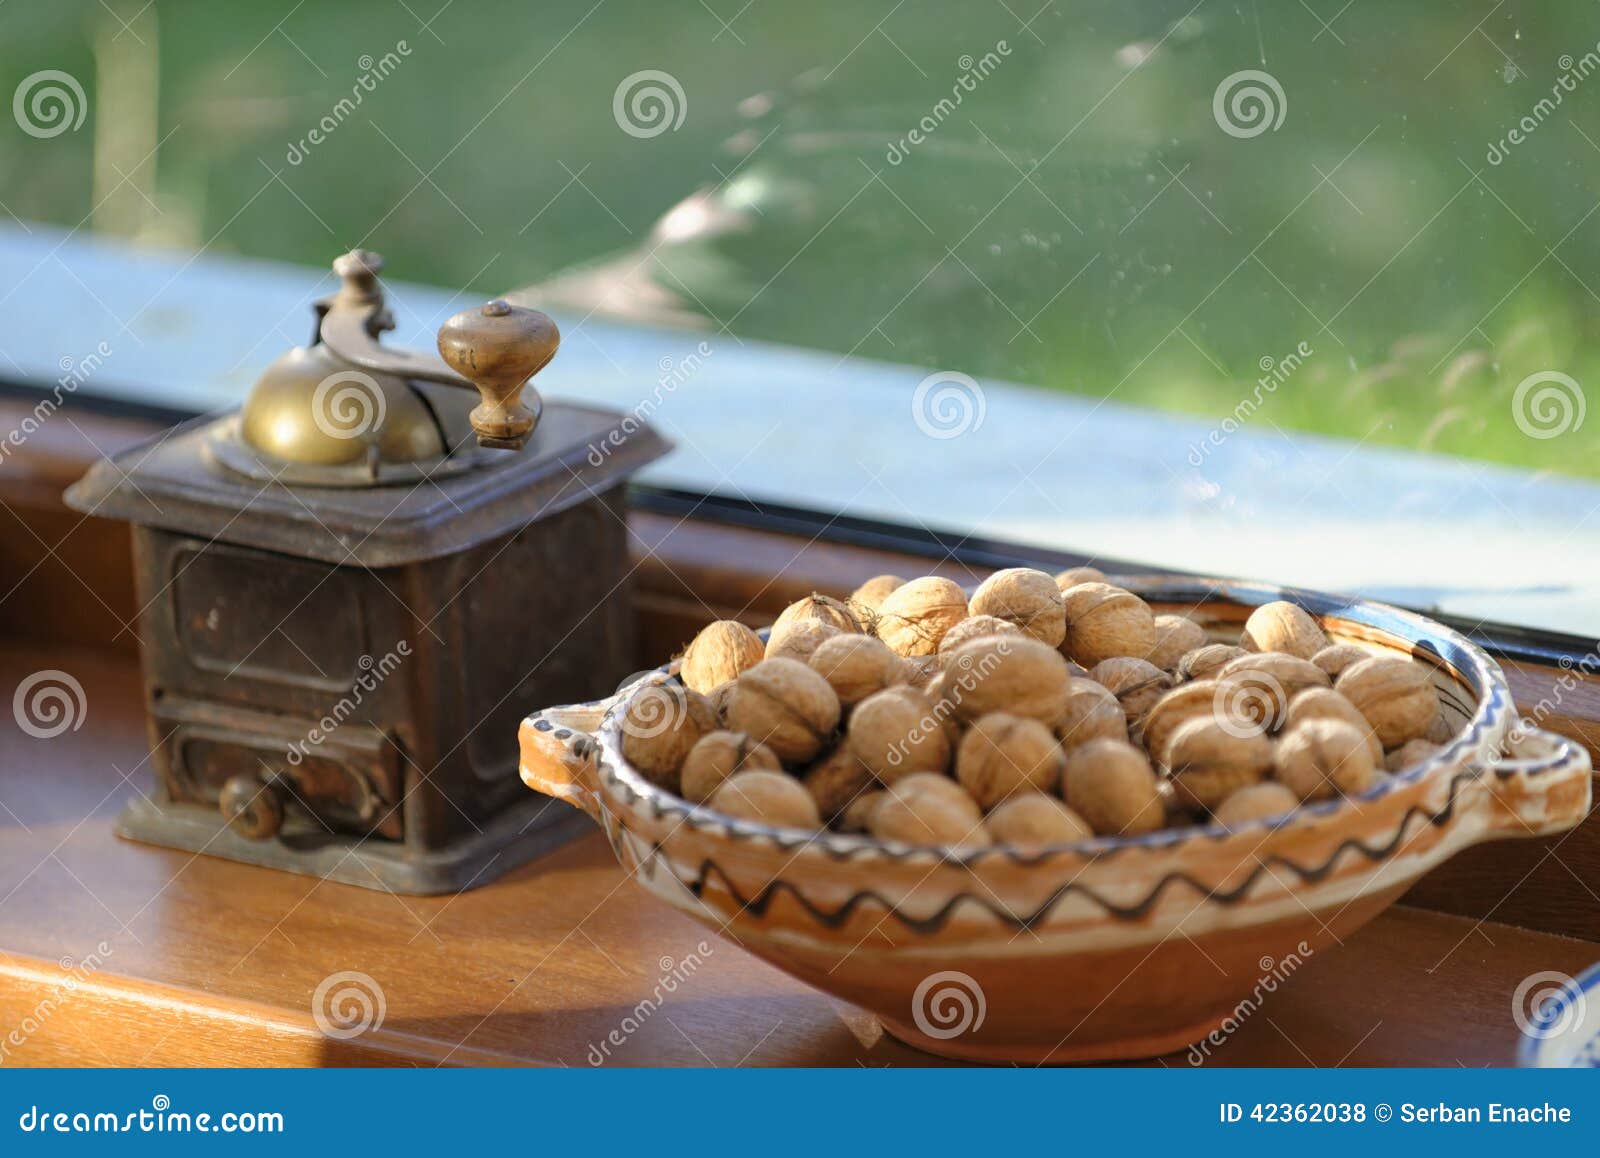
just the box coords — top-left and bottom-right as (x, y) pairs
(1274, 719), (1377, 801)
(1054, 677), (1129, 750)
(707, 681), (737, 727)
(956, 713), (1065, 809)
(985, 793), (1091, 846)
(1213, 782), (1300, 829)
(1176, 643), (1247, 683)
(1088, 656), (1174, 727)
(1385, 738), (1441, 773)
(1140, 679), (1225, 766)
(1059, 582), (1157, 668)
(726, 657), (841, 764)
(1335, 656), (1438, 749)
(765, 618), (841, 664)
(709, 770), (821, 830)
(1282, 687), (1381, 762)
(618, 682), (718, 791)
(868, 773), (988, 847)
(875, 576), (969, 657)
(836, 789), (887, 833)
(680, 731), (782, 803)
(808, 632), (900, 707)
(1146, 615), (1208, 672)
(680, 620), (766, 694)
(800, 746), (876, 820)
(937, 614), (1024, 667)
(899, 654), (942, 690)
(772, 593), (863, 636)
(1061, 738), (1165, 836)
(1311, 643), (1371, 681)
(849, 574), (905, 615)
(1216, 652), (1331, 732)
(942, 636), (1072, 725)
(969, 567), (1066, 647)
(847, 686), (950, 783)
(1163, 717), (1272, 811)
(1053, 565), (1107, 590)
(1240, 601), (1329, 660)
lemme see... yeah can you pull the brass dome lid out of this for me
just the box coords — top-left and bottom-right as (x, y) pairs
(239, 343), (445, 467)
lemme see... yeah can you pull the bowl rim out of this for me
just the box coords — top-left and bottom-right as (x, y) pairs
(589, 574), (1517, 865)
(1515, 961), (1600, 1067)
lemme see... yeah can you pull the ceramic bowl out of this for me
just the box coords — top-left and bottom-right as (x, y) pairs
(1516, 961), (1600, 1067)
(520, 576), (1592, 1063)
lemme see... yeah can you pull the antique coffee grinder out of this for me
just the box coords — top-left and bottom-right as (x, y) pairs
(66, 250), (668, 893)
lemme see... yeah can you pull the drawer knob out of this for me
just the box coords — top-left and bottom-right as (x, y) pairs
(219, 772), (286, 841)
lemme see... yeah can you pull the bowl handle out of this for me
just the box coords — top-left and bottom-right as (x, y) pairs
(1475, 726), (1593, 839)
(518, 691), (627, 824)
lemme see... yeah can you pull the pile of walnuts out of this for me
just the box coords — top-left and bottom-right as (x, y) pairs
(616, 567), (1447, 847)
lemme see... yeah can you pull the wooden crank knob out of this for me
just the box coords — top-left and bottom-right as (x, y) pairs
(436, 299), (560, 451)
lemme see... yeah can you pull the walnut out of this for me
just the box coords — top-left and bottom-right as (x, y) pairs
(1176, 643), (1247, 683)
(942, 636), (1072, 725)
(847, 686), (950, 783)
(725, 657), (841, 764)
(1054, 677), (1129, 750)
(875, 576), (969, 657)
(955, 713), (1065, 809)
(1274, 719), (1377, 801)
(1217, 652), (1331, 732)
(1311, 643), (1370, 681)
(1163, 717), (1272, 811)
(1146, 614), (1208, 672)
(765, 618), (841, 664)
(1213, 782), (1300, 830)
(709, 770), (821, 830)
(968, 567), (1066, 647)
(680, 730), (781, 803)
(899, 654), (942, 689)
(707, 681), (737, 727)
(1282, 687), (1381, 761)
(1335, 656), (1438, 749)
(680, 620), (766, 694)
(1060, 738), (1165, 836)
(808, 632), (900, 707)
(868, 772), (989, 847)
(1053, 565), (1107, 590)
(772, 593), (862, 636)
(1385, 738), (1442, 773)
(985, 794), (1091, 846)
(1059, 582), (1157, 668)
(937, 614), (1024, 667)
(800, 746), (876, 820)
(1240, 601), (1329, 660)
(1140, 679), (1225, 766)
(1088, 656), (1174, 725)
(618, 681), (718, 791)
(836, 789), (887, 833)
(849, 574), (905, 615)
